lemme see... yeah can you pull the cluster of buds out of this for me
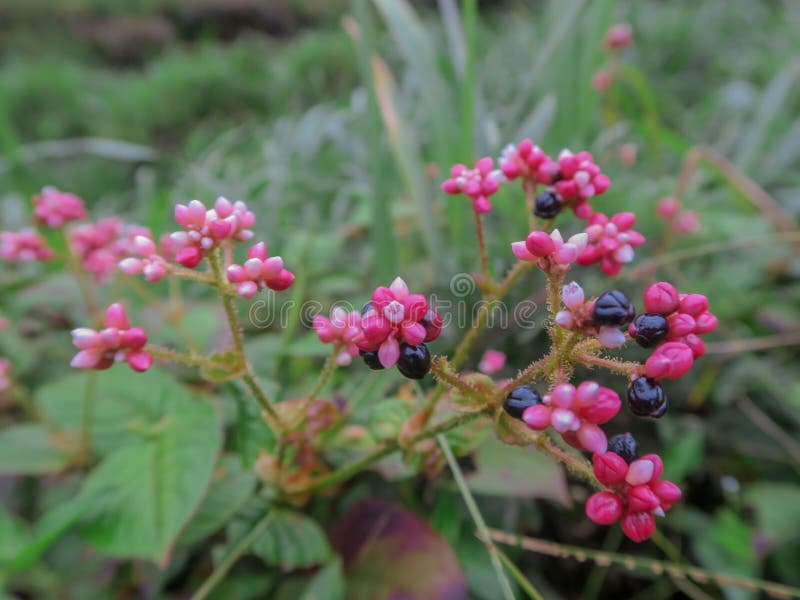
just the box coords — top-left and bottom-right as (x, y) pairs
(503, 382), (621, 453)
(356, 277), (442, 379)
(118, 235), (170, 283)
(313, 307), (362, 366)
(0, 230), (54, 262)
(656, 197), (699, 235)
(70, 303), (152, 372)
(226, 242), (295, 299)
(633, 282), (717, 377)
(440, 157), (504, 214)
(550, 150), (611, 219)
(512, 229), (589, 271)
(69, 218), (151, 282)
(586, 434), (680, 542)
(577, 212), (645, 276)
(33, 187), (87, 228)
(170, 197), (255, 268)
(556, 285), (635, 349)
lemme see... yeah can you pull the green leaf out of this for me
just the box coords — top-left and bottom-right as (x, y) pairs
(0, 506), (30, 569)
(745, 483), (800, 547)
(249, 509), (332, 570)
(662, 424), (705, 482)
(465, 437), (569, 506)
(0, 424), (71, 476)
(36, 369), (204, 457)
(301, 559), (346, 600)
(65, 372), (223, 564)
(179, 455), (257, 546)
(330, 499), (467, 600)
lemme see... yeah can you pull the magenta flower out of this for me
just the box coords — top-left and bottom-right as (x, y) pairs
(118, 235), (169, 283)
(603, 23), (633, 52)
(441, 157), (504, 214)
(520, 381), (621, 453)
(33, 186), (87, 228)
(70, 303), (152, 372)
(511, 229), (589, 271)
(552, 150), (611, 219)
(498, 139), (558, 185)
(170, 197), (255, 268)
(69, 218), (152, 283)
(587, 450), (680, 542)
(577, 212), (645, 276)
(478, 349), (506, 375)
(226, 242), (295, 299)
(0, 229), (55, 262)
(656, 197), (699, 235)
(356, 277), (442, 369)
(313, 307), (362, 366)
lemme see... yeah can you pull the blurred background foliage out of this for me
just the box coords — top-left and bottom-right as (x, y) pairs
(1, 0), (800, 598)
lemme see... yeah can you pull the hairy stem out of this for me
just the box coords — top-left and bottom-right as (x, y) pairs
(575, 352), (643, 377)
(146, 345), (239, 373)
(474, 211), (490, 281)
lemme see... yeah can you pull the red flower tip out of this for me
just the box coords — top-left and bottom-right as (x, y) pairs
(593, 452), (628, 486)
(586, 491), (623, 525)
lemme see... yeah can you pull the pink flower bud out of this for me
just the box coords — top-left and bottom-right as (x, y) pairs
(593, 452), (628, 486)
(248, 241), (268, 261)
(511, 241), (536, 261)
(643, 282), (680, 315)
(478, 349), (506, 375)
(651, 480), (682, 505)
(640, 453), (664, 481)
(626, 458), (656, 486)
(621, 512), (655, 542)
(402, 294), (429, 321)
(645, 342), (694, 379)
(525, 231), (556, 257)
(176, 246), (203, 269)
(577, 423), (607, 454)
(603, 23), (633, 51)
(656, 197), (682, 218)
(551, 384), (576, 408)
(522, 404), (551, 430)
(627, 485), (661, 512)
(237, 281), (259, 299)
(126, 350), (153, 372)
(591, 69), (612, 92)
(666, 313), (696, 338)
(598, 327), (626, 349)
(104, 303), (131, 330)
(377, 336), (400, 368)
(581, 386), (621, 424)
(679, 294), (709, 316)
(586, 491), (623, 525)
(121, 327), (148, 350)
(693, 311), (718, 334)
(684, 333), (706, 358)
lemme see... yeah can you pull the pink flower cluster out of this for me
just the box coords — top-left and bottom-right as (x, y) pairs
(226, 242), (295, 299)
(520, 382), (621, 453)
(170, 197), (255, 268)
(118, 236), (169, 283)
(440, 157), (504, 214)
(69, 218), (151, 282)
(33, 187), (87, 228)
(499, 142), (610, 218)
(638, 282), (717, 379)
(657, 197), (699, 235)
(512, 229), (589, 270)
(0, 230), (54, 262)
(603, 23), (633, 52)
(70, 303), (152, 372)
(313, 307), (362, 366)
(586, 451), (681, 542)
(555, 282), (627, 349)
(478, 349), (506, 375)
(577, 212), (645, 276)
(356, 277), (442, 368)
(0, 359), (10, 392)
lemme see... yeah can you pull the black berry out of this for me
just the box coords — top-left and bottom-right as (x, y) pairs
(361, 302), (374, 316)
(533, 191), (562, 219)
(359, 349), (384, 370)
(607, 433), (639, 463)
(503, 385), (543, 419)
(627, 377), (667, 418)
(397, 343), (431, 379)
(631, 313), (669, 348)
(593, 290), (635, 327)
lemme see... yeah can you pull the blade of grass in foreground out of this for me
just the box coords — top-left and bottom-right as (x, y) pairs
(347, 0), (398, 283)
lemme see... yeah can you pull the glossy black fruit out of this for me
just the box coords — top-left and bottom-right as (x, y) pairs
(397, 343), (431, 379)
(533, 190), (562, 219)
(631, 313), (669, 348)
(359, 349), (384, 370)
(361, 302), (374, 316)
(607, 433), (639, 463)
(593, 290), (635, 327)
(627, 377), (667, 418)
(503, 385), (543, 419)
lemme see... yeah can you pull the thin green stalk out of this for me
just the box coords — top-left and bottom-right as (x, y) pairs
(494, 545), (545, 600)
(60, 229), (100, 325)
(297, 348), (340, 421)
(146, 345), (239, 373)
(285, 409), (484, 497)
(474, 211), (490, 280)
(438, 434), (515, 600)
(80, 372), (97, 458)
(191, 509), (276, 600)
